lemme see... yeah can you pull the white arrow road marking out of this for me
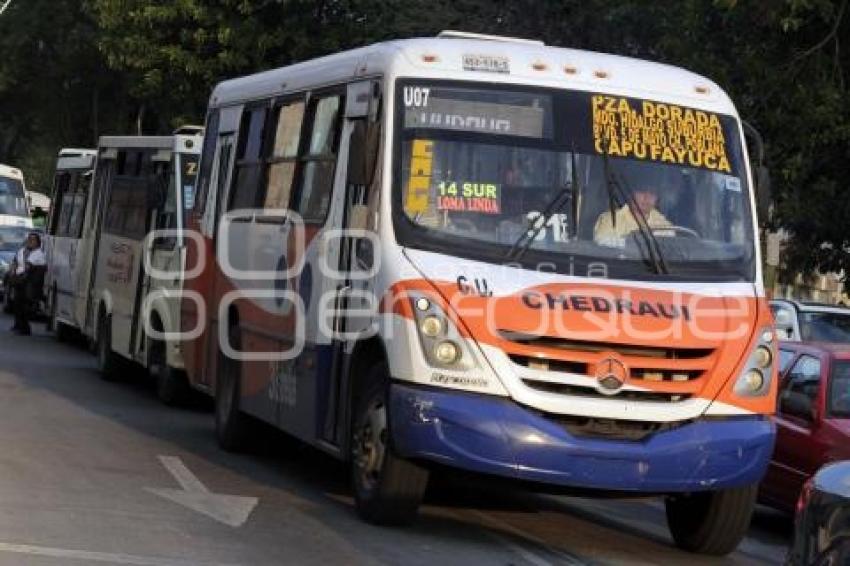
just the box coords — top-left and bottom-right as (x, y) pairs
(146, 456), (258, 528)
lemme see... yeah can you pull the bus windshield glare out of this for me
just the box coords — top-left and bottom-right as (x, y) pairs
(0, 175), (28, 217)
(395, 80), (755, 281)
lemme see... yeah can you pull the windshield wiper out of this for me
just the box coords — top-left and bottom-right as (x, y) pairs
(598, 139), (668, 274)
(504, 182), (572, 263)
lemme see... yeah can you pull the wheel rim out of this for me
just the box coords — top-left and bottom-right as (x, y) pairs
(353, 397), (388, 492)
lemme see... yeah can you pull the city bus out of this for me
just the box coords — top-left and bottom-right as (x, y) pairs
(45, 148), (97, 341)
(49, 134), (202, 404)
(182, 32), (777, 555)
(0, 163), (33, 228)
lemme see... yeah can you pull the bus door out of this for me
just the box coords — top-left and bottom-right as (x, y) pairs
(195, 107), (240, 390)
(132, 154), (176, 361)
(316, 80), (382, 448)
(81, 152), (115, 335)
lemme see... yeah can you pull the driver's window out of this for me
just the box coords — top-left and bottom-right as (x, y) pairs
(779, 354), (821, 422)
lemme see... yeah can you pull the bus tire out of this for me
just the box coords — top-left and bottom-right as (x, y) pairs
(351, 363), (429, 526)
(49, 292), (70, 343)
(96, 313), (122, 381)
(665, 484), (757, 555)
(215, 326), (248, 452)
(149, 337), (188, 406)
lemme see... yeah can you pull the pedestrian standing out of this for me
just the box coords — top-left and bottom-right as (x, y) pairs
(10, 232), (45, 335)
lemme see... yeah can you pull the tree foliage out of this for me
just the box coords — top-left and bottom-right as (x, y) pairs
(1, 0), (849, 286)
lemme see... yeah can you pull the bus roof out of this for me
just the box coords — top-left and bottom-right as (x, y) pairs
(0, 163), (24, 180)
(58, 148), (97, 158)
(98, 134), (203, 155)
(210, 33), (736, 115)
(57, 148), (96, 171)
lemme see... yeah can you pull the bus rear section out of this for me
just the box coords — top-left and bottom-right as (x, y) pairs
(0, 164), (32, 228)
(44, 149), (97, 341)
(84, 134), (202, 404)
(183, 34), (777, 556)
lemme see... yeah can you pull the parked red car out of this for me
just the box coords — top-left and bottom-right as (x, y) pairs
(759, 342), (850, 512)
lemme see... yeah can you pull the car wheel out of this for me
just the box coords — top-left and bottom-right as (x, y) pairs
(351, 362), (429, 526)
(665, 484), (757, 555)
(215, 325), (248, 451)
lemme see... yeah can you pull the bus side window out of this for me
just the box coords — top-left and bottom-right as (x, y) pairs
(68, 174), (88, 239)
(48, 172), (70, 236)
(263, 99), (305, 209)
(57, 173), (77, 237)
(229, 105), (269, 211)
(194, 109), (220, 215)
(294, 93), (342, 224)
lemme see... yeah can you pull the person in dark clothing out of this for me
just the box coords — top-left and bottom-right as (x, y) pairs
(10, 232), (46, 335)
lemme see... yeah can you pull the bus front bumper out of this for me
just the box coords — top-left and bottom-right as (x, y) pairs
(389, 383), (775, 493)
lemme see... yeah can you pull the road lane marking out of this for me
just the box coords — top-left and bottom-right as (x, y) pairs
(145, 455), (258, 527)
(469, 510), (587, 566)
(0, 541), (238, 566)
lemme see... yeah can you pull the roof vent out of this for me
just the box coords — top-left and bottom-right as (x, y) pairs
(173, 125), (204, 136)
(437, 30), (544, 46)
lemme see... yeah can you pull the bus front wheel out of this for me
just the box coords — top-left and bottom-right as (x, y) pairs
(351, 363), (429, 526)
(665, 484), (757, 555)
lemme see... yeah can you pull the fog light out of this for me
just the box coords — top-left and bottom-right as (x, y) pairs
(741, 369), (764, 392)
(434, 341), (460, 365)
(420, 315), (443, 338)
(753, 346), (772, 369)
(415, 297), (431, 312)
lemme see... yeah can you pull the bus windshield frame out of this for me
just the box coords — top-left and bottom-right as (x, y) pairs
(392, 79), (756, 282)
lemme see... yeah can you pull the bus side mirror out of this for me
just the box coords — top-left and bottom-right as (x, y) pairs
(755, 165), (772, 221)
(742, 120), (772, 222)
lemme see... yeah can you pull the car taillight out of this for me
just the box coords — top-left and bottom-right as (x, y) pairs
(796, 477), (814, 519)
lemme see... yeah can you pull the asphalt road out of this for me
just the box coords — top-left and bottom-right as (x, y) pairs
(0, 313), (790, 565)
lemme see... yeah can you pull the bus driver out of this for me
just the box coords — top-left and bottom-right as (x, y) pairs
(593, 185), (671, 246)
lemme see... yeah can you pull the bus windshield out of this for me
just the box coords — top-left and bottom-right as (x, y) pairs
(0, 175), (28, 218)
(395, 80), (755, 281)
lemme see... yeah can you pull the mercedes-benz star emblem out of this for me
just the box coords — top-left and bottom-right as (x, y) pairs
(595, 357), (627, 395)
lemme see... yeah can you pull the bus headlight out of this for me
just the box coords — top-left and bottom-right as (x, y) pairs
(434, 341), (461, 364)
(733, 327), (774, 397)
(419, 315), (444, 338)
(409, 292), (477, 370)
(740, 369), (765, 393)
(753, 346), (772, 369)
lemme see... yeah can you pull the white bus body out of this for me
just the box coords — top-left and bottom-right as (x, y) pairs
(45, 149), (97, 338)
(85, 135), (201, 401)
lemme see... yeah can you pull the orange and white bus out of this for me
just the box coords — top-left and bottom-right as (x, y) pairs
(182, 32), (777, 555)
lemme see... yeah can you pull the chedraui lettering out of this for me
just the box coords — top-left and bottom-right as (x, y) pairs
(522, 291), (691, 320)
(591, 95), (732, 173)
